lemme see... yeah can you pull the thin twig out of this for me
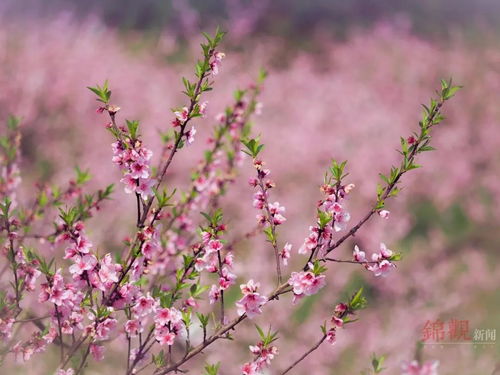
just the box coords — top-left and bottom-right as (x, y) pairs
(54, 305), (65, 362)
(279, 335), (327, 375)
(256, 174), (282, 285)
(217, 249), (225, 324)
(324, 257), (378, 265)
(141, 49), (216, 226)
(155, 283), (291, 375)
(322, 100), (444, 258)
(74, 343), (91, 375)
(154, 94), (450, 375)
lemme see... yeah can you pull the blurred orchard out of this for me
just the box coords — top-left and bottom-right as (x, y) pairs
(0, 1), (499, 375)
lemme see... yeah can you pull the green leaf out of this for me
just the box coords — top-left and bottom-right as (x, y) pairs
(388, 187), (400, 198)
(255, 324), (266, 342)
(418, 145), (435, 152)
(75, 166), (91, 185)
(196, 312), (209, 327)
(379, 173), (389, 185)
(126, 120), (140, 139)
(58, 206), (79, 226)
(388, 253), (402, 261)
(7, 115), (21, 131)
(241, 138), (264, 158)
(371, 353), (387, 373)
(98, 184), (115, 200)
(87, 80), (111, 104)
(406, 163), (421, 171)
(444, 85), (462, 100)
(203, 362), (221, 375)
(318, 211), (333, 229)
(201, 32), (213, 45)
(349, 287), (367, 311)
(258, 68), (268, 84)
(310, 260), (326, 275)
(263, 226), (275, 243)
(153, 351), (166, 367)
(191, 284), (209, 298)
(330, 160), (348, 182)
(254, 325), (279, 347)
(1, 197), (12, 218)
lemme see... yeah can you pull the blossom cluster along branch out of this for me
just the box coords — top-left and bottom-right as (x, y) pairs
(322, 87), (454, 259)
(155, 80), (460, 375)
(0, 27), (460, 375)
(163, 76), (265, 236)
(245, 138), (287, 285)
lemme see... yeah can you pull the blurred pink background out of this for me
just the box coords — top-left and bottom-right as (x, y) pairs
(1, 1), (499, 374)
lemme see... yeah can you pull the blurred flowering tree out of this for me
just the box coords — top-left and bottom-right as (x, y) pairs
(4, 0), (500, 43)
(0, 24), (471, 375)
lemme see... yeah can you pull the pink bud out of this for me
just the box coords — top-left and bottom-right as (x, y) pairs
(344, 183), (355, 194)
(378, 210), (390, 219)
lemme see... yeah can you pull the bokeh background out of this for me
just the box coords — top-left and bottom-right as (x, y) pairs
(1, 0), (499, 374)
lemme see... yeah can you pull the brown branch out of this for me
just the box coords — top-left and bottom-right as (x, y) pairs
(217, 249), (225, 324)
(163, 85), (261, 235)
(141, 49), (216, 226)
(154, 87), (453, 375)
(322, 100), (445, 259)
(279, 334), (327, 375)
(324, 257), (378, 265)
(260, 178), (282, 285)
(58, 335), (89, 370)
(155, 283), (291, 375)
(74, 343), (91, 375)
